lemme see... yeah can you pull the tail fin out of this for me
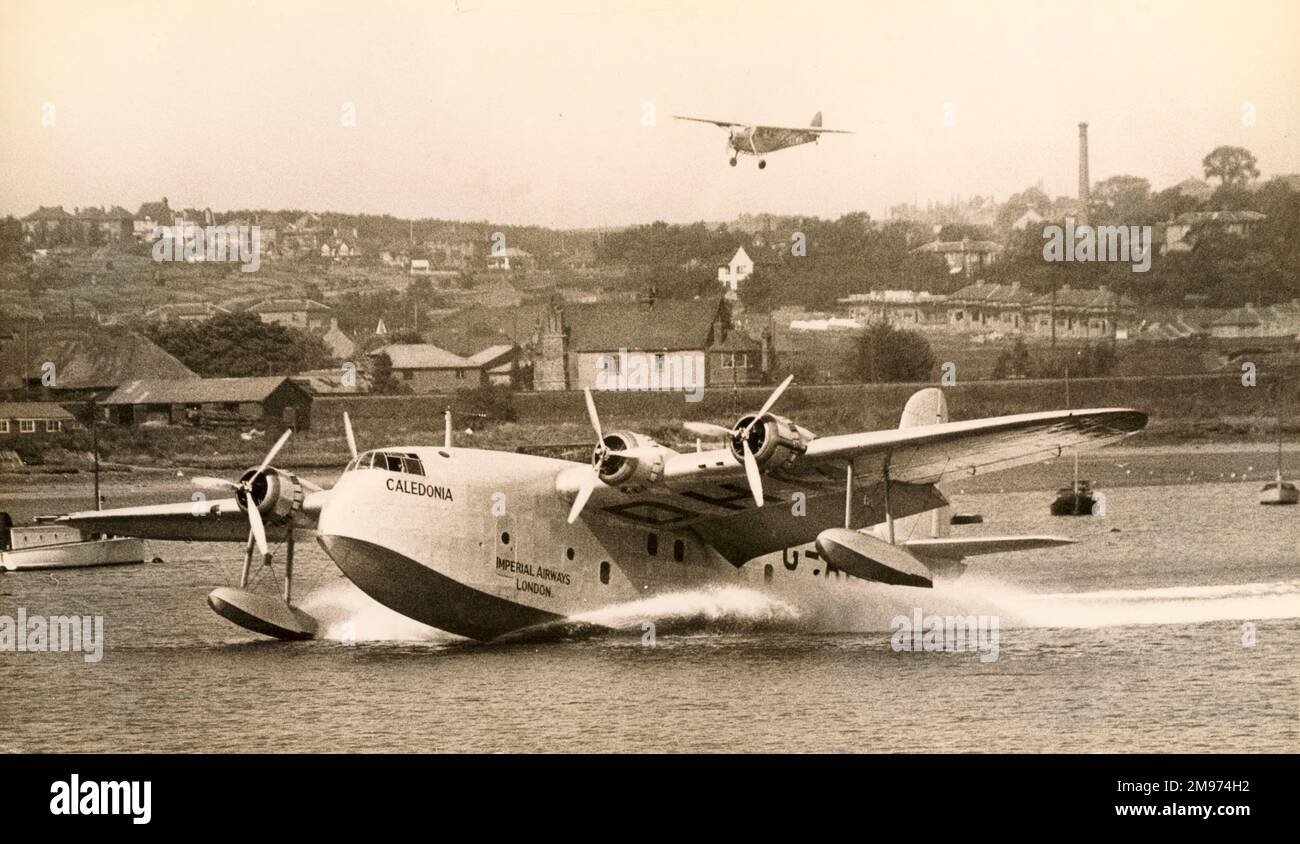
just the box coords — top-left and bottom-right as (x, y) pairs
(898, 387), (948, 429)
(810, 111), (823, 128)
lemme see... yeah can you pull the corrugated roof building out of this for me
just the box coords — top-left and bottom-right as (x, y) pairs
(101, 376), (312, 429)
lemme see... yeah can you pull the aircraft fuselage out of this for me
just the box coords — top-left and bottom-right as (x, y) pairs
(316, 446), (926, 641)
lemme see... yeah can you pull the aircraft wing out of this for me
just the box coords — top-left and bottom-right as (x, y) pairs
(754, 124), (852, 134)
(51, 490), (328, 542)
(673, 115), (745, 128)
(556, 407), (1144, 563)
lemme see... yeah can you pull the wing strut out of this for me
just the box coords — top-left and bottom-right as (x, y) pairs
(843, 461), (853, 529)
(883, 456), (895, 545)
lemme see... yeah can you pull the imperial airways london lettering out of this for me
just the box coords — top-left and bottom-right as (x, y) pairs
(386, 477), (453, 500)
(496, 557), (572, 598)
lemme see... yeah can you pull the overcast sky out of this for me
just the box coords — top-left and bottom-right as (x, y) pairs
(2, 0), (1297, 228)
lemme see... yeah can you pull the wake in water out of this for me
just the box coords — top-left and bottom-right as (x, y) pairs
(969, 578), (1300, 629)
(294, 576), (1300, 644)
(298, 581), (455, 643)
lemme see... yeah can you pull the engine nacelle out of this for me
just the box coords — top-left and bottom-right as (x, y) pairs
(234, 467), (306, 525)
(594, 431), (675, 491)
(728, 413), (813, 472)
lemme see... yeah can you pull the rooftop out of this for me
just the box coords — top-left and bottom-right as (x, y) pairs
(0, 401), (75, 420)
(103, 376), (296, 405)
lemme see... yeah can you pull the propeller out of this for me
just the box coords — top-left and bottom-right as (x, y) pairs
(734, 375), (794, 508)
(567, 389), (612, 524)
(192, 428), (293, 558)
(567, 389), (655, 524)
(684, 421), (731, 439)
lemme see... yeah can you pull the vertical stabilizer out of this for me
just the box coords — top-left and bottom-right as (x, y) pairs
(810, 111), (823, 128)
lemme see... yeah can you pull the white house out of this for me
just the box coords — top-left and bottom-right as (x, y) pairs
(717, 246), (755, 293)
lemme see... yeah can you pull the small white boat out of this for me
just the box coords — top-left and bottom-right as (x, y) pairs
(0, 517), (146, 571)
(1259, 470), (1299, 506)
(1259, 387), (1296, 505)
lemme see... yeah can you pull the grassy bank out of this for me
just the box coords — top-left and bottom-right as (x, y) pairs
(4, 373), (1291, 472)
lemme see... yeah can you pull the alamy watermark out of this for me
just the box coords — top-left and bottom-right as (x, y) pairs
(1042, 217), (1151, 273)
(0, 608), (104, 663)
(890, 608), (999, 662)
(151, 220), (262, 272)
(595, 348), (705, 402)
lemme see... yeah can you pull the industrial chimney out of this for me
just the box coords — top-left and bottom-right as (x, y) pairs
(1077, 122), (1090, 222)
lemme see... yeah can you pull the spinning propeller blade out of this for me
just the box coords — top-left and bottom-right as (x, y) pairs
(257, 429), (293, 475)
(567, 472), (597, 524)
(742, 438), (764, 507)
(247, 497), (268, 557)
(192, 476), (239, 492)
(583, 388), (603, 441)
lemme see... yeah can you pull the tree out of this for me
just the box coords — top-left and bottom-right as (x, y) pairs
(1202, 145), (1260, 186)
(1091, 175), (1151, 223)
(368, 351), (408, 394)
(857, 322), (936, 383)
(147, 312), (333, 377)
(0, 216), (24, 262)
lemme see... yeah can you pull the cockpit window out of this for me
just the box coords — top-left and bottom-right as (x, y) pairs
(348, 450), (425, 476)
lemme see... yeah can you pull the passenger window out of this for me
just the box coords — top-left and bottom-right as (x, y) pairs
(673, 539), (685, 562)
(646, 533), (658, 556)
(599, 561), (610, 585)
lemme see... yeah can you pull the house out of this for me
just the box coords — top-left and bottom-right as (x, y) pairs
(277, 214), (324, 257)
(247, 299), (356, 361)
(74, 206), (134, 244)
(912, 239), (1004, 278)
(839, 290), (948, 329)
(1163, 210), (1266, 254)
(466, 344), (521, 387)
(369, 344), (489, 392)
(133, 198), (175, 241)
(1027, 285), (1134, 340)
(427, 239), (479, 270)
(706, 331), (763, 386)
(946, 282), (1035, 333)
(1209, 302), (1300, 339)
(531, 295), (733, 392)
(0, 320), (195, 394)
(21, 206), (75, 243)
(718, 246), (755, 293)
(409, 258), (431, 275)
(0, 402), (76, 439)
(101, 376), (313, 430)
(248, 299), (336, 332)
(144, 302), (231, 324)
(486, 247), (531, 271)
(1011, 208), (1045, 231)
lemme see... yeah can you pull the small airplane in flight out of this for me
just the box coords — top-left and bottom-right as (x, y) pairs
(674, 111), (852, 168)
(51, 383), (1146, 642)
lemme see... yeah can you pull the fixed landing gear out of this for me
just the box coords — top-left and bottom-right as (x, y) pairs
(758, 159), (767, 170)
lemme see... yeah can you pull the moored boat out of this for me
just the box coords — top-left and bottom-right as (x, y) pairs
(0, 515), (146, 571)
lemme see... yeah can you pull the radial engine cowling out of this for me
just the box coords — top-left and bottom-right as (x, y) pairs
(594, 431), (674, 490)
(234, 467), (306, 525)
(728, 413), (813, 472)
